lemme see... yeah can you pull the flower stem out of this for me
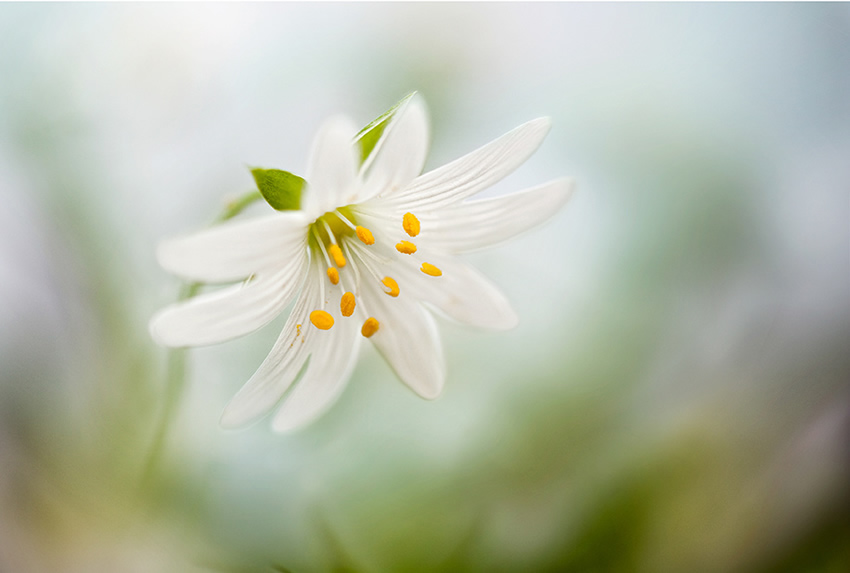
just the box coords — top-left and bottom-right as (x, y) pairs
(141, 190), (263, 488)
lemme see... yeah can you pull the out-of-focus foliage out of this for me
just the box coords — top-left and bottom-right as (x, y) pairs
(0, 4), (848, 572)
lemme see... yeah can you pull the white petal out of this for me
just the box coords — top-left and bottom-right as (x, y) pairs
(157, 212), (309, 283)
(362, 278), (445, 400)
(271, 310), (361, 432)
(302, 115), (360, 217)
(396, 256), (518, 331)
(149, 252), (309, 347)
(379, 117), (551, 211)
(219, 265), (322, 429)
(425, 178), (574, 254)
(358, 95), (430, 202)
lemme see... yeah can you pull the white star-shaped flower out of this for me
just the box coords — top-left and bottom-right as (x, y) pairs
(150, 94), (573, 432)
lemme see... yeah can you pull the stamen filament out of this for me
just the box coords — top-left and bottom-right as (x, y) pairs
(341, 241), (362, 294)
(321, 218), (337, 245)
(333, 210), (357, 231)
(312, 227), (333, 268)
(353, 240), (392, 265)
(346, 241), (385, 283)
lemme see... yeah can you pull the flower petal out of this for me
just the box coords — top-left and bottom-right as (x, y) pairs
(271, 309), (361, 432)
(362, 277), (445, 400)
(149, 252), (309, 347)
(396, 256), (518, 331)
(302, 115), (360, 217)
(157, 212), (309, 283)
(378, 117), (551, 211)
(424, 178), (574, 254)
(219, 264), (322, 429)
(358, 95), (430, 202)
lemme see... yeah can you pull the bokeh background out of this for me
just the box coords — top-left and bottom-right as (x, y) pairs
(1, 3), (849, 572)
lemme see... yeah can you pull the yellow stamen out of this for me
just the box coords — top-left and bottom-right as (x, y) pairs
(355, 226), (375, 245)
(395, 240), (417, 255)
(381, 276), (400, 297)
(361, 317), (380, 338)
(309, 310), (334, 330)
(327, 267), (339, 285)
(402, 212), (420, 237)
(420, 262), (442, 277)
(340, 292), (356, 317)
(328, 243), (346, 267)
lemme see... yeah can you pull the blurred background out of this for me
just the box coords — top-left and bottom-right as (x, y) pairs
(1, 3), (848, 572)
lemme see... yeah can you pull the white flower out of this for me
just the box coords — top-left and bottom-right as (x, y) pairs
(150, 94), (573, 432)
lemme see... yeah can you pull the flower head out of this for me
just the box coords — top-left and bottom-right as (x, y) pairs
(150, 94), (573, 432)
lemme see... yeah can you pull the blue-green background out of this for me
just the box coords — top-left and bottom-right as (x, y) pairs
(1, 3), (848, 572)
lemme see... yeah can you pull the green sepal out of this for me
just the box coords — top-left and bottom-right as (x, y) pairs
(250, 168), (305, 211)
(355, 92), (416, 165)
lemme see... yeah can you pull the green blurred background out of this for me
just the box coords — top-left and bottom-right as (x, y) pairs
(1, 3), (848, 572)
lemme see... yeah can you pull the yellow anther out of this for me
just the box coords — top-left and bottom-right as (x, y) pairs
(395, 240), (417, 255)
(355, 226), (375, 245)
(361, 317), (380, 338)
(328, 243), (346, 267)
(420, 262), (442, 277)
(381, 276), (400, 297)
(327, 266), (339, 285)
(340, 292), (356, 317)
(309, 310), (334, 330)
(403, 212), (420, 237)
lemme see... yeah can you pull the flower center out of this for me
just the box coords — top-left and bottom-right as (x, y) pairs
(309, 206), (357, 249)
(305, 209), (441, 336)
